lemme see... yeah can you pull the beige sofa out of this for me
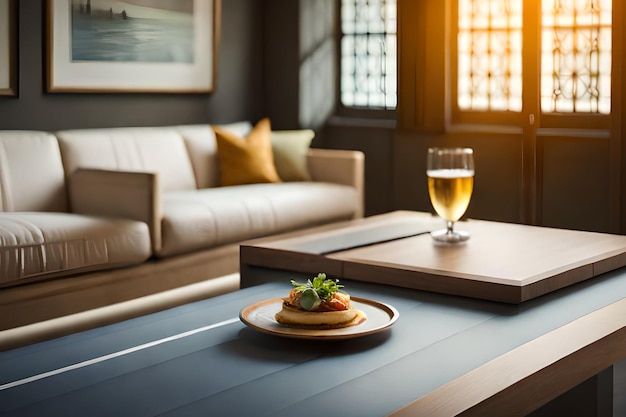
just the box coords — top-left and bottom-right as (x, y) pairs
(0, 122), (363, 341)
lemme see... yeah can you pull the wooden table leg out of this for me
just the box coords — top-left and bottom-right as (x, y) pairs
(528, 367), (613, 417)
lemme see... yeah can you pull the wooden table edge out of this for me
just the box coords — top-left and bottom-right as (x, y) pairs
(387, 296), (626, 417)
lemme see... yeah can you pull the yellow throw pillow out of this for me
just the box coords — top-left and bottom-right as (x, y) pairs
(271, 130), (314, 181)
(213, 118), (282, 186)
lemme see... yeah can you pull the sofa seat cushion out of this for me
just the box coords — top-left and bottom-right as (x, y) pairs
(0, 213), (151, 286)
(158, 182), (359, 257)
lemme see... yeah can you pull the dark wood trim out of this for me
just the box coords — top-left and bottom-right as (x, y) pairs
(397, 0), (445, 132)
(0, 0), (17, 96)
(614, 0), (626, 233)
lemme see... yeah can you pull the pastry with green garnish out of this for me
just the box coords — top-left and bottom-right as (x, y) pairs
(275, 273), (367, 329)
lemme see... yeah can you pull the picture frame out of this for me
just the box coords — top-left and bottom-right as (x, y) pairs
(46, 0), (218, 93)
(0, 0), (17, 96)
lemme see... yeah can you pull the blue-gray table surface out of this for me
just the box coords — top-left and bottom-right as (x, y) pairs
(2, 268), (626, 417)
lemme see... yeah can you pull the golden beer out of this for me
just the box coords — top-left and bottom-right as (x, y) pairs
(427, 169), (474, 222)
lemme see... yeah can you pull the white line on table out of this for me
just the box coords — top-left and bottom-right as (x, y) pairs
(0, 317), (240, 391)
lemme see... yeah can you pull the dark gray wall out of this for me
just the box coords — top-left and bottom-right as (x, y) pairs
(263, 0), (299, 130)
(0, 0), (265, 130)
(263, 0), (335, 131)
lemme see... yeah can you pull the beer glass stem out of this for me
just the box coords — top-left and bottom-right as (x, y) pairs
(447, 221), (454, 235)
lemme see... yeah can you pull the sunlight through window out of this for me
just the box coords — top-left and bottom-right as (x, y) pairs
(457, 0), (612, 114)
(457, 0), (523, 112)
(541, 0), (611, 113)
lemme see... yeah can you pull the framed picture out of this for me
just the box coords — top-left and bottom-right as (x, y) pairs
(0, 0), (17, 96)
(46, 0), (218, 93)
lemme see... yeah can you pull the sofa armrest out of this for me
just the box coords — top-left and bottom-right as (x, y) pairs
(69, 168), (162, 252)
(306, 148), (364, 218)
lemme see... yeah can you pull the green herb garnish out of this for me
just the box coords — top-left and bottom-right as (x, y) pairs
(290, 273), (344, 302)
(298, 288), (321, 310)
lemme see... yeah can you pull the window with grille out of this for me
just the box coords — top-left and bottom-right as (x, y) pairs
(340, 0), (397, 109)
(453, 0), (612, 125)
(540, 0), (612, 114)
(457, 1), (523, 112)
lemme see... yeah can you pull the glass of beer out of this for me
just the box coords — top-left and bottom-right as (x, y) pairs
(427, 147), (474, 243)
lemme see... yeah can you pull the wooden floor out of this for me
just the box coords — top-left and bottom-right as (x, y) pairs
(615, 359), (626, 416)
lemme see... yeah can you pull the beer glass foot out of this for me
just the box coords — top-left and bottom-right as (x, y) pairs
(431, 228), (470, 243)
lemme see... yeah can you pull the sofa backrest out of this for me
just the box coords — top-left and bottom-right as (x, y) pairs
(0, 131), (68, 212)
(175, 122), (252, 189)
(56, 127), (197, 193)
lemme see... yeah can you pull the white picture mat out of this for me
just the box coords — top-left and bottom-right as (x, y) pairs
(0, 0), (10, 89)
(48, 0), (214, 92)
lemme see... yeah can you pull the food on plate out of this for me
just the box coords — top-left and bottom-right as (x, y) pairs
(275, 273), (367, 329)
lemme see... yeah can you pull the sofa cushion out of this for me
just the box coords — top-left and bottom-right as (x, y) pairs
(271, 129), (315, 181)
(157, 182), (359, 257)
(0, 131), (68, 213)
(213, 118), (282, 186)
(0, 213), (151, 286)
(56, 127), (197, 193)
(175, 122), (253, 190)
(178, 122), (318, 187)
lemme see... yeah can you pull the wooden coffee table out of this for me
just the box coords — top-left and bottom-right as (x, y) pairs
(3, 212), (626, 416)
(240, 211), (626, 303)
(2, 269), (626, 416)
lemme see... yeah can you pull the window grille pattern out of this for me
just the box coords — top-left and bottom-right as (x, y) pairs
(457, 0), (523, 112)
(341, 0), (397, 109)
(541, 0), (612, 113)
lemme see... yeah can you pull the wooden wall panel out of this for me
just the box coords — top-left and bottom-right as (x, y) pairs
(541, 136), (612, 232)
(392, 131), (524, 224)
